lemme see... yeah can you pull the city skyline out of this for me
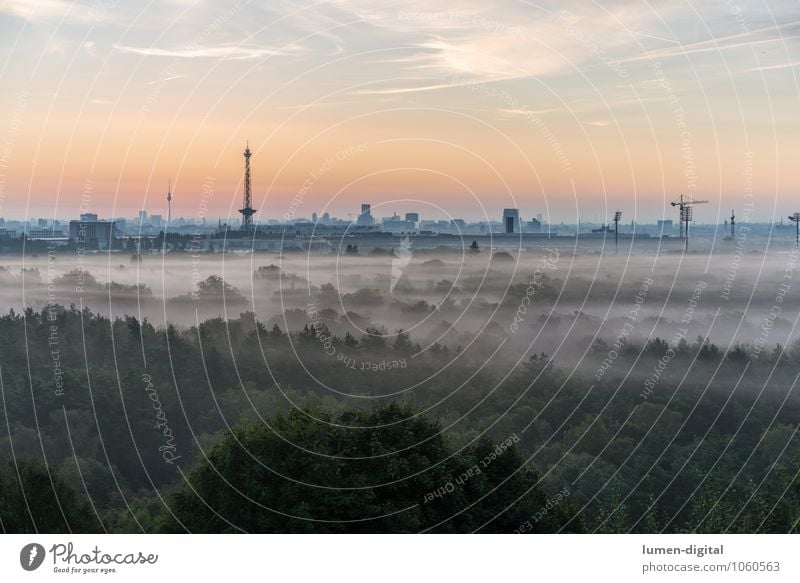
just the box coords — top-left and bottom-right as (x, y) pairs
(0, 1), (798, 223)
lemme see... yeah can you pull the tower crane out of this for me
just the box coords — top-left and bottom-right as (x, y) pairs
(670, 195), (708, 250)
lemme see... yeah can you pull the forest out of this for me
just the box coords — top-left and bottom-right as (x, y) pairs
(1, 301), (798, 533)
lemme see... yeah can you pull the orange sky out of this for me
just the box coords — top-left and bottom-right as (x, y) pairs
(1, 1), (798, 223)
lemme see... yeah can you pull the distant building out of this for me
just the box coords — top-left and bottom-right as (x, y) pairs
(151, 214), (162, 228)
(27, 229), (65, 240)
(382, 212), (416, 233)
(357, 203), (374, 226)
(69, 220), (116, 248)
(657, 219), (674, 235)
(502, 208), (521, 233)
(0, 228), (17, 239)
(405, 212), (419, 224)
(451, 218), (465, 230)
(138, 210), (147, 224)
(527, 218), (542, 232)
(80, 213), (98, 222)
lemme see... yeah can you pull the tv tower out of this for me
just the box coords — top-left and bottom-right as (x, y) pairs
(167, 178), (172, 224)
(239, 142), (256, 228)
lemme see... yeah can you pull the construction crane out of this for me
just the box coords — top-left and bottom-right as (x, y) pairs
(670, 195), (708, 250)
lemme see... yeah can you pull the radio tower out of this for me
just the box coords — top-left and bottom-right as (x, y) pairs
(166, 178), (172, 225)
(239, 142), (256, 229)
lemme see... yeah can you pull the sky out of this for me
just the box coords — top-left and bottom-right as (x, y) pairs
(0, 0), (798, 225)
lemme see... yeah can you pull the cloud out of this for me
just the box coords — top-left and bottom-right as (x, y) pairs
(1, 0), (113, 24)
(616, 20), (800, 65)
(313, 1), (673, 87)
(112, 43), (302, 60)
(741, 61), (799, 73)
(353, 81), (473, 95)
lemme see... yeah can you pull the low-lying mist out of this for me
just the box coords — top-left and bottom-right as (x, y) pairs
(3, 244), (798, 370)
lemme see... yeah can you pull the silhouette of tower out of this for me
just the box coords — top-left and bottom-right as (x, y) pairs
(167, 178), (172, 224)
(239, 142), (256, 228)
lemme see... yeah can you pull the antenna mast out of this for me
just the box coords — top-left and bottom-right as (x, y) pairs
(239, 141), (256, 228)
(167, 178), (172, 225)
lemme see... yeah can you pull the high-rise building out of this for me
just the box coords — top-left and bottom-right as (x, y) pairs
(502, 209), (521, 233)
(69, 220), (116, 249)
(405, 212), (419, 223)
(357, 203), (374, 226)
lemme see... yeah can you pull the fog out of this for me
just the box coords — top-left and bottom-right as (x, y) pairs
(2, 242), (798, 370)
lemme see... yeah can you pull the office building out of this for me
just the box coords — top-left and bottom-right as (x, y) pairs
(357, 203), (374, 226)
(69, 220), (116, 248)
(502, 208), (521, 233)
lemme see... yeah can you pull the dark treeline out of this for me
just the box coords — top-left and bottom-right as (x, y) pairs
(1, 306), (798, 533)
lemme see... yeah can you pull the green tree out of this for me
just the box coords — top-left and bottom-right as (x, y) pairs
(156, 404), (579, 533)
(0, 460), (102, 533)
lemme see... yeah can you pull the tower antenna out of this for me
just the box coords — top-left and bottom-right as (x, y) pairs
(239, 142), (256, 228)
(167, 177), (172, 225)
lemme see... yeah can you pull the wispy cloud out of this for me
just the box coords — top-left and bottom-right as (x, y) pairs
(741, 61), (799, 73)
(616, 21), (800, 65)
(353, 81), (473, 95)
(1, 0), (113, 24)
(113, 43), (302, 60)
